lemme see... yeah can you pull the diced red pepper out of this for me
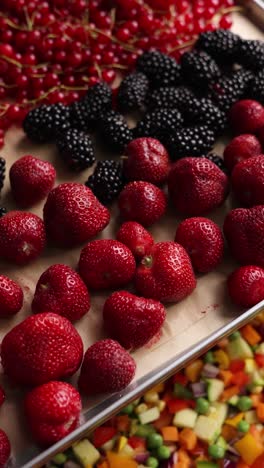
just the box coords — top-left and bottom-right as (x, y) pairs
(93, 426), (117, 448)
(127, 436), (146, 450)
(231, 371), (250, 387)
(153, 409), (172, 429)
(229, 359), (245, 373)
(167, 398), (195, 414)
(172, 372), (188, 386)
(189, 441), (207, 457)
(255, 353), (264, 368)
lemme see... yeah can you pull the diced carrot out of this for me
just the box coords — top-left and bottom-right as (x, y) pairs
(221, 424), (238, 442)
(237, 462), (250, 468)
(219, 369), (233, 387)
(249, 425), (262, 444)
(251, 394), (263, 408)
(178, 428), (197, 451)
(115, 415), (130, 432)
(241, 324), (261, 346)
(185, 360), (203, 383)
(174, 462), (189, 468)
(107, 452), (137, 468)
(153, 409), (172, 429)
(220, 385), (240, 402)
(257, 403), (264, 423)
(178, 449), (191, 464)
(160, 426), (179, 442)
(97, 462), (109, 468)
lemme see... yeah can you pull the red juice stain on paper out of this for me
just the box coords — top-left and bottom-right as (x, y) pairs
(201, 303), (220, 314)
(145, 330), (162, 349)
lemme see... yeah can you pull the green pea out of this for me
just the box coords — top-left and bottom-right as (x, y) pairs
(156, 445), (171, 460)
(204, 351), (215, 364)
(208, 444), (225, 459)
(121, 404), (134, 415)
(52, 453), (67, 465)
(229, 331), (241, 341)
(237, 420), (250, 433)
(146, 456), (159, 468)
(147, 433), (163, 449)
(174, 383), (192, 399)
(237, 396), (252, 411)
(195, 397), (210, 415)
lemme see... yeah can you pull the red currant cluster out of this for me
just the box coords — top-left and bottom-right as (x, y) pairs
(0, 0), (235, 149)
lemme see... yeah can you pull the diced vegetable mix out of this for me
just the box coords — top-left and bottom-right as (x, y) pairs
(47, 315), (264, 468)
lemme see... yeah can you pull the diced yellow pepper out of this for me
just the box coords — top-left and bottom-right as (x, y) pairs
(225, 413), (244, 428)
(245, 358), (257, 374)
(106, 451), (138, 468)
(135, 403), (148, 415)
(234, 433), (264, 465)
(157, 400), (166, 412)
(144, 391), (159, 403)
(214, 349), (230, 370)
(185, 360), (203, 382)
(151, 382), (165, 393)
(117, 436), (127, 452)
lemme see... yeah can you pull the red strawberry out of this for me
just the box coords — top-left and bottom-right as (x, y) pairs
(134, 241), (196, 303)
(1, 312), (83, 386)
(0, 211), (46, 264)
(229, 99), (264, 134)
(0, 385), (5, 408)
(123, 137), (170, 185)
(118, 181), (166, 227)
(223, 134), (262, 172)
(175, 217), (224, 273)
(32, 264), (90, 322)
(78, 239), (136, 289)
(231, 155), (264, 206)
(43, 183), (110, 247)
(168, 157), (228, 215)
(78, 339), (136, 395)
(223, 205), (264, 267)
(24, 381), (81, 447)
(0, 275), (23, 317)
(0, 429), (10, 468)
(103, 291), (166, 349)
(116, 221), (154, 260)
(228, 266), (264, 308)
(9, 155), (56, 208)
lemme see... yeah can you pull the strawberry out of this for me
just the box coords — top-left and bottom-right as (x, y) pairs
(223, 134), (262, 172)
(228, 266), (264, 308)
(0, 275), (23, 317)
(9, 155), (56, 208)
(231, 155), (264, 206)
(32, 264), (90, 322)
(229, 99), (264, 134)
(1, 312), (83, 386)
(0, 429), (10, 468)
(43, 183), (110, 247)
(223, 205), (264, 267)
(168, 157), (228, 215)
(118, 181), (166, 227)
(116, 221), (154, 260)
(78, 239), (136, 289)
(175, 217), (224, 273)
(123, 137), (170, 185)
(134, 241), (196, 303)
(0, 211), (46, 264)
(103, 291), (166, 349)
(24, 381), (81, 447)
(78, 339), (136, 395)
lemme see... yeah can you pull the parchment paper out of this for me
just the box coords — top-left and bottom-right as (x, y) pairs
(0, 12), (263, 464)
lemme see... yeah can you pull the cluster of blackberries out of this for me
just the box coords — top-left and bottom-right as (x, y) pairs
(22, 29), (263, 204)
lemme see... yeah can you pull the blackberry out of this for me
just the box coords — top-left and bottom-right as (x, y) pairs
(85, 160), (125, 205)
(166, 126), (215, 159)
(195, 29), (241, 64)
(184, 98), (226, 136)
(23, 103), (70, 143)
(181, 50), (220, 89)
(0, 207), (7, 217)
(249, 71), (264, 104)
(56, 128), (95, 171)
(136, 50), (181, 88)
(97, 112), (133, 153)
(202, 153), (227, 173)
(210, 69), (254, 113)
(117, 72), (149, 113)
(133, 108), (183, 145)
(147, 86), (196, 112)
(70, 82), (112, 131)
(234, 40), (264, 71)
(0, 157), (5, 191)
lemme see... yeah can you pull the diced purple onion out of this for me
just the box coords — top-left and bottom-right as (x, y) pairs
(134, 452), (150, 463)
(202, 363), (219, 378)
(191, 381), (207, 397)
(228, 440), (240, 450)
(222, 460), (238, 468)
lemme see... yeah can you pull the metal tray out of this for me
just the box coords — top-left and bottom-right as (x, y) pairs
(0, 5), (262, 467)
